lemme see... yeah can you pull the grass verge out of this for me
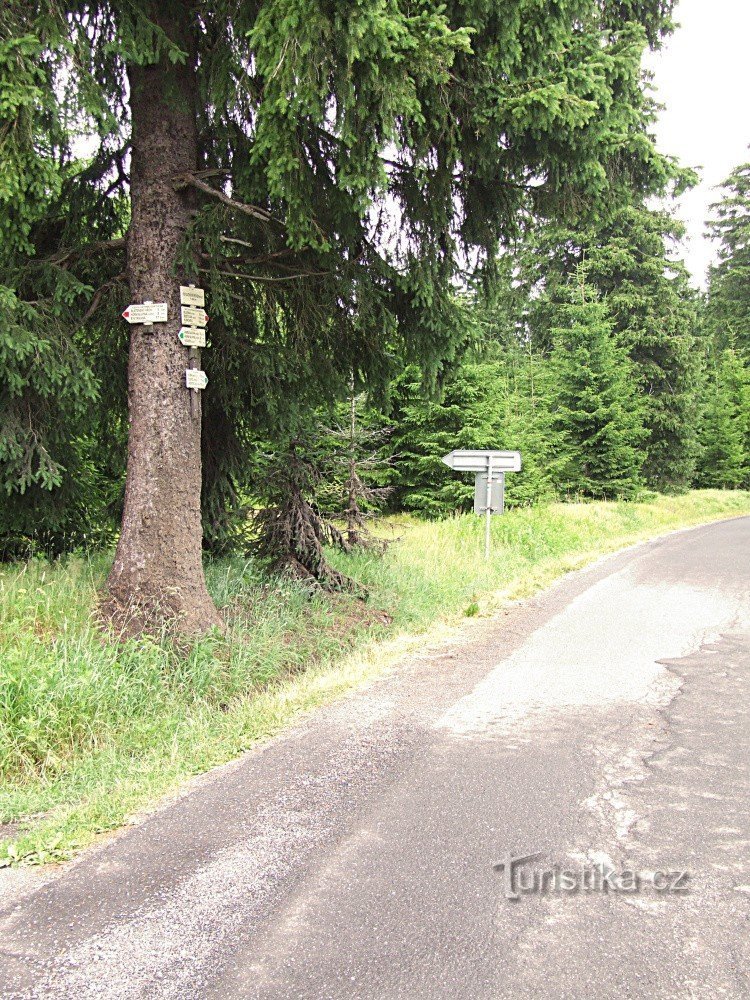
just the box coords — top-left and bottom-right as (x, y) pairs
(1, 490), (749, 866)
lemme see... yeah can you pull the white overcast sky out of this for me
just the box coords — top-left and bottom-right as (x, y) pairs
(644, 0), (750, 287)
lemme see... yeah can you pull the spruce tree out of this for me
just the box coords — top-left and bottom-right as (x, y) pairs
(250, 438), (355, 592)
(700, 159), (750, 488)
(547, 272), (645, 499)
(387, 361), (504, 516)
(583, 209), (702, 492)
(706, 162), (750, 354)
(321, 388), (392, 552)
(387, 345), (555, 516)
(695, 348), (749, 488)
(518, 205), (702, 492)
(494, 345), (558, 506)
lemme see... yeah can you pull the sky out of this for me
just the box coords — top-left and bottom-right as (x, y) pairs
(644, 0), (750, 287)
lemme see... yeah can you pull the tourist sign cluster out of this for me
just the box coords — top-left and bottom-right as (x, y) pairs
(122, 288), (209, 394)
(442, 449), (521, 559)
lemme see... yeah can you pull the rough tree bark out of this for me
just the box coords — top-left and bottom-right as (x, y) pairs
(103, 6), (222, 635)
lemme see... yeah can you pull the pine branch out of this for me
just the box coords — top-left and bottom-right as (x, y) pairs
(174, 173), (281, 227)
(201, 248), (317, 274)
(199, 267), (328, 283)
(37, 238), (128, 269)
(218, 237), (297, 261)
(76, 271), (127, 328)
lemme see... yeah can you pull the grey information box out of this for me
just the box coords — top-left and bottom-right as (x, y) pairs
(474, 472), (505, 515)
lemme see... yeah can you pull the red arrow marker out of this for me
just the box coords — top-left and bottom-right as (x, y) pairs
(122, 309), (130, 320)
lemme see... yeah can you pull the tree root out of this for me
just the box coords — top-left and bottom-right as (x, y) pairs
(98, 586), (225, 641)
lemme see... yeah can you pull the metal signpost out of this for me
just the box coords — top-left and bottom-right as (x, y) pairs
(473, 472), (504, 515)
(442, 450), (521, 560)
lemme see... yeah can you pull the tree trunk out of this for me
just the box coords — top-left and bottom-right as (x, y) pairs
(104, 7), (222, 636)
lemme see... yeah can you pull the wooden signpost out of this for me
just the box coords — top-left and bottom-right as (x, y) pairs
(180, 286), (208, 412)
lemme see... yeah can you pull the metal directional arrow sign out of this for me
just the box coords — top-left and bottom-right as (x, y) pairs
(179, 327), (206, 348)
(441, 450), (521, 473)
(122, 302), (168, 324)
(185, 369), (208, 390)
(181, 305), (209, 328)
(179, 285), (205, 307)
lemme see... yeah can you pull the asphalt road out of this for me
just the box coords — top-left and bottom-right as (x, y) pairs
(1, 517), (749, 999)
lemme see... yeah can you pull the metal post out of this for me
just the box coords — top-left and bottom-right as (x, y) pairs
(485, 455), (492, 561)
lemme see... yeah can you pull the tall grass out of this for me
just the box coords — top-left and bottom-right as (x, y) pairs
(1, 490), (748, 864)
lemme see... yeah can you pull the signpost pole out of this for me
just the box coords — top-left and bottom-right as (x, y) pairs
(485, 455), (493, 561)
(189, 347), (198, 418)
(178, 284), (208, 419)
(441, 451), (520, 559)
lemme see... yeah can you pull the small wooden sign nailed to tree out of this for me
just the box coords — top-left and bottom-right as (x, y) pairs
(181, 305), (208, 327)
(121, 302), (168, 324)
(185, 369), (208, 390)
(179, 327), (206, 347)
(179, 285), (205, 307)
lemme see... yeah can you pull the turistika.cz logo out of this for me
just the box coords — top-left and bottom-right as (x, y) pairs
(493, 852), (689, 901)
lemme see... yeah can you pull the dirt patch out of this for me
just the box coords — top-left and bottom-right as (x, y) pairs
(0, 821), (24, 845)
(326, 595), (393, 633)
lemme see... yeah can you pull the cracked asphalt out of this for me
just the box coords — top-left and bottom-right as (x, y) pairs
(1, 517), (749, 999)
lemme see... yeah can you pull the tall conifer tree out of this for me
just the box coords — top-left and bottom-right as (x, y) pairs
(706, 162), (750, 354)
(518, 206), (701, 492)
(695, 347), (749, 488)
(547, 271), (645, 499)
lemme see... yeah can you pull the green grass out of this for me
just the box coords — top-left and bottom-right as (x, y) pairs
(1, 490), (749, 865)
